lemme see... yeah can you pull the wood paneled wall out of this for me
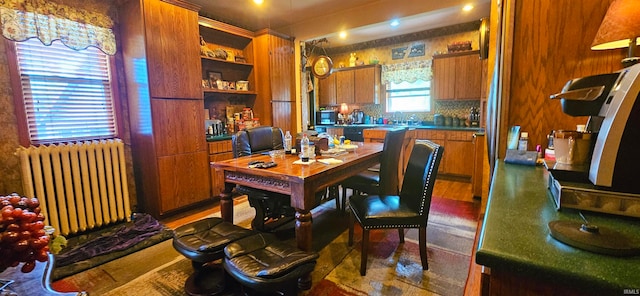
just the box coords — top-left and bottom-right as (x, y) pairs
(500, 0), (624, 155)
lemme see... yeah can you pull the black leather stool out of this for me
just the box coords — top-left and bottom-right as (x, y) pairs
(173, 217), (254, 296)
(223, 233), (319, 296)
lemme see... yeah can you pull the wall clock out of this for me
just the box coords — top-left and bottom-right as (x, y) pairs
(479, 17), (490, 60)
(311, 55), (333, 79)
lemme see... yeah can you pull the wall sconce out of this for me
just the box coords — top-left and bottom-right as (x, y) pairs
(591, 0), (640, 67)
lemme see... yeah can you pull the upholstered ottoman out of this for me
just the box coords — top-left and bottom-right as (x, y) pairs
(173, 217), (254, 296)
(223, 233), (319, 296)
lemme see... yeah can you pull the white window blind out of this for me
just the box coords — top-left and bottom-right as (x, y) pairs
(386, 80), (431, 112)
(15, 38), (117, 144)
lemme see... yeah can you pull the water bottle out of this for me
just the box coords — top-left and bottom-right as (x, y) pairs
(300, 133), (310, 162)
(284, 131), (292, 154)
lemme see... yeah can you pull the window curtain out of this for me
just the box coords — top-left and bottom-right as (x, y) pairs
(0, 0), (116, 55)
(381, 60), (432, 84)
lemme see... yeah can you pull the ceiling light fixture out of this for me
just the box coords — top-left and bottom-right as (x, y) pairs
(390, 19), (400, 27)
(339, 31), (347, 39)
(253, 0), (264, 5)
(463, 4), (474, 12)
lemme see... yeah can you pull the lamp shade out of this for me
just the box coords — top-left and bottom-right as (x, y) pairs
(591, 0), (640, 50)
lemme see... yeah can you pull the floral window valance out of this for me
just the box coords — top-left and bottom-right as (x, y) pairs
(0, 0), (116, 55)
(381, 60), (432, 84)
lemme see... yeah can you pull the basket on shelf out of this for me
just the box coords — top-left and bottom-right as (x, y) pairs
(447, 41), (472, 53)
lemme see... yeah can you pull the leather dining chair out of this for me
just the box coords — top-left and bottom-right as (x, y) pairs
(348, 140), (444, 276)
(340, 128), (407, 210)
(232, 126), (294, 232)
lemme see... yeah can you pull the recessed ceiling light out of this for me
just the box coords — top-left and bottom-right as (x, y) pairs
(463, 4), (474, 11)
(390, 19), (400, 27)
(254, 0), (264, 5)
(339, 31), (347, 39)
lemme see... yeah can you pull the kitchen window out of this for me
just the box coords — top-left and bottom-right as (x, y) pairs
(385, 80), (432, 112)
(8, 38), (119, 145)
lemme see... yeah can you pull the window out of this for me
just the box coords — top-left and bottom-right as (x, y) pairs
(12, 38), (118, 144)
(385, 80), (431, 112)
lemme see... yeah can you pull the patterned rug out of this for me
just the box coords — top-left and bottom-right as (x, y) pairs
(52, 196), (478, 296)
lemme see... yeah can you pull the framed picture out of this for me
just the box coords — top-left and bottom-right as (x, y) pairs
(392, 47), (407, 60)
(201, 79), (210, 88)
(208, 71), (222, 86)
(235, 56), (246, 63)
(408, 43), (425, 57)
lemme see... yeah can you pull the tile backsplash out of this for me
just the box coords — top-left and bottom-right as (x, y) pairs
(354, 100), (480, 123)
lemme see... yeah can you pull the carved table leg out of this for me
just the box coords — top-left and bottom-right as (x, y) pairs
(220, 182), (235, 223)
(295, 209), (313, 290)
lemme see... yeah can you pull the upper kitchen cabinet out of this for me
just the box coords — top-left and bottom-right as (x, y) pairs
(317, 74), (336, 106)
(119, 0), (210, 218)
(199, 17), (257, 99)
(317, 64), (381, 106)
(432, 50), (482, 100)
(254, 30), (295, 132)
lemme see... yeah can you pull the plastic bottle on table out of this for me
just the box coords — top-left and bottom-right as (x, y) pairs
(284, 131), (292, 154)
(300, 133), (310, 162)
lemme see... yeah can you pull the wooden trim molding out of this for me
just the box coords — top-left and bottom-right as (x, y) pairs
(4, 38), (30, 147)
(161, 0), (200, 12)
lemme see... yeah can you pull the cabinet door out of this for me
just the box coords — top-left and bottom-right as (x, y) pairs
(318, 75), (336, 106)
(144, 0), (202, 99)
(151, 99), (207, 157)
(354, 67), (376, 104)
(157, 150), (211, 214)
(444, 139), (474, 176)
(336, 70), (355, 103)
(432, 57), (456, 100)
(455, 54), (482, 99)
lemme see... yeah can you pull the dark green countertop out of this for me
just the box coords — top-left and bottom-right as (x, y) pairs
(476, 162), (640, 292)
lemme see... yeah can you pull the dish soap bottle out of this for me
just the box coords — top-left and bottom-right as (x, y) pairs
(284, 131), (292, 154)
(518, 132), (529, 151)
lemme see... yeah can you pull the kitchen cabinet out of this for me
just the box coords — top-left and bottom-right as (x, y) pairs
(325, 127), (344, 137)
(318, 75), (336, 106)
(317, 64), (381, 107)
(120, 0), (211, 218)
(432, 50), (481, 100)
(414, 129), (475, 178)
(254, 30), (296, 133)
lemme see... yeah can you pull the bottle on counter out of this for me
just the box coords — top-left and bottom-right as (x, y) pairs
(300, 133), (310, 162)
(284, 131), (292, 154)
(518, 132), (529, 151)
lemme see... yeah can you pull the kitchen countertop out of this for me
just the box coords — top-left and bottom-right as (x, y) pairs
(320, 124), (483, 132)
(476, 161), (640, 293)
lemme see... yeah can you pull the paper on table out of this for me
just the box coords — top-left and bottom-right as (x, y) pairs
(293, 159), (316, 165)
(318, 158), (343, 165)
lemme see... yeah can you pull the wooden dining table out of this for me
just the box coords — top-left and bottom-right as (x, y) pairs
(211, 141), (383, 288)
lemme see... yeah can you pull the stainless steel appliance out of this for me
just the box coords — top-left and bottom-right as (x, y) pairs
(316, 110), (338, 125)
(547, 63), (640, 218)
(351, 109), (364, 124)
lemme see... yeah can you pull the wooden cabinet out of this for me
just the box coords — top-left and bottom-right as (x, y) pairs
(254, 30), (296, 133)
(336, 70), (355, 103)
(199, 17), (257, 107)
(208, 139), (234, 196)
(326, 127), (344, 137)
(432, 50), (482, 100)
(120, 0), (211, 218)
(414, 129), (475, 178)
(318, 75), (336, 106)
(317, 64), (381, 107)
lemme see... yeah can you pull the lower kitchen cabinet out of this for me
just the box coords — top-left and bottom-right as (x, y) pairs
(415, 129), (475, 178)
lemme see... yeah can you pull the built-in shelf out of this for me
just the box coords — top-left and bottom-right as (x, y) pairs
(203, 88), (257, 95)
(201, 56), (253, 67)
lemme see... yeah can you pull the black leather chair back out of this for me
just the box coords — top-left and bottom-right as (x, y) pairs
(378, 128), (407, 195)
(232, 126), (284, 157)
(400, 140), (444, 217)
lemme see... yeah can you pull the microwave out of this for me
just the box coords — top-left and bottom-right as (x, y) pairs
(316, 110), (338, 125)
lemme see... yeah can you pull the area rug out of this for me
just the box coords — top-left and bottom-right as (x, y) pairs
(52, 196), (478, 296)
(50, 213), (174, 281)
